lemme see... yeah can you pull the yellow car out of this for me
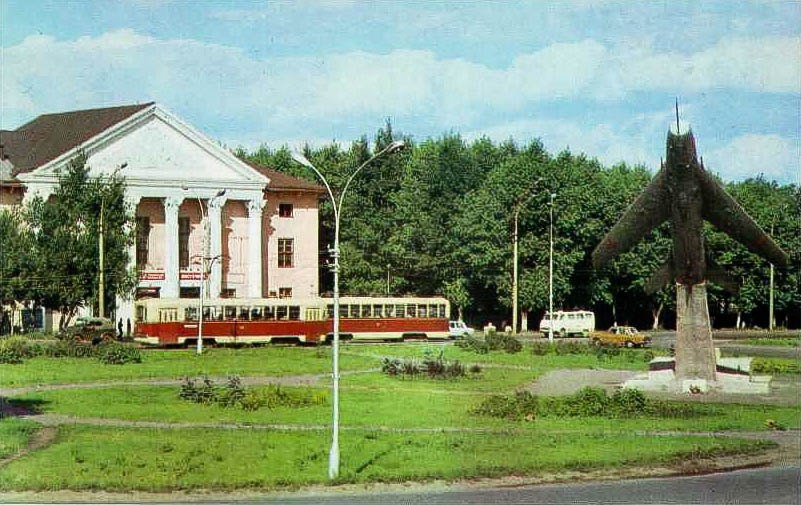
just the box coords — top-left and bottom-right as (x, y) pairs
(590, 326), (650, 348)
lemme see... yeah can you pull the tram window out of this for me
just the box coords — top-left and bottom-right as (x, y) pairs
(350, 305), (360, 318)
(239, 307), (250, 320)
(250, 307), (262, 320)
(185, 306), (198, 322)
(339, 305), (349, 318)
(224, 306), (237, 320)
(439, 305), (447, 318)
(327, 305), (335, 319)
(289, 306), (300, 320)
(372, 305), (383, 318)
(135, 305), (146, 323)
(417, 305), (427, 318)
(277, 306), (288, 320)
(385, 305), (395, 318)
(361, 305), (372, 318)
(395, 305), (405, 318)
(264, 306), (275, 320)
(428, 304), (438, 317)
(407, 305), (416, 318)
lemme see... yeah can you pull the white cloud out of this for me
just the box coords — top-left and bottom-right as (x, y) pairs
(1, 30), (797, 182)
(705, 134), (800, 183)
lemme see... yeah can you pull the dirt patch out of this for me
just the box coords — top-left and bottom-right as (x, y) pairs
(526, 368), (639, 395)
(0, 425), (57, 469)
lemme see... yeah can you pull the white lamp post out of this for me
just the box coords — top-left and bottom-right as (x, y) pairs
(548, 192), (556, 342)
(292, 140), (404, 480)
(182, 187), (226, 355)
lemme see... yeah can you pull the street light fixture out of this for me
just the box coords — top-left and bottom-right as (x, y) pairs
(511, 178), (542, 335)
(291, 139), (405, 480)
(182, 186), (226, 355)
(548, 192), (556, 342)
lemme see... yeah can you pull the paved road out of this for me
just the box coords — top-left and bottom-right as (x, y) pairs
(203, 466), (800, 505)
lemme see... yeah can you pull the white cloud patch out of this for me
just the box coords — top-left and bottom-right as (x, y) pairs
(705, 134), (800, 184)
(1, 30), (797, 182)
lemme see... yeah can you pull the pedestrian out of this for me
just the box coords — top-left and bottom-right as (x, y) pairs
(118, 318), (124, 339)
(126, 318), (132, 338)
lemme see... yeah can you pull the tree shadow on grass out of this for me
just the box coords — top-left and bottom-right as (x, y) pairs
(1, 397), (50, 417)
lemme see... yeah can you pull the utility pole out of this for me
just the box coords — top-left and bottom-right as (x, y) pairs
(548, 192), (556, 342)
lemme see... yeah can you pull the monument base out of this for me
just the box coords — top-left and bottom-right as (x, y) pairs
(674, 282), (716, 382)
(623, 351), (772, 395)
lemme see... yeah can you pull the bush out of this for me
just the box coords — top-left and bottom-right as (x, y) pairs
(751, 357), (800, 375)
(382, 354), (466, 380)
(179, 376), (325, 411)
(531, 341), (552, 356)
(561, 387), (610, 416)
(95, 342), (142, 365)
(241, 385), (325, 411)
(610, 388), (647, 416)
(485, 332), (523, 353)
(44, 339), (96, 358)
(455, 336), (490, 354)
(0, 337), (33, 363)
(473, 391), (539, 420)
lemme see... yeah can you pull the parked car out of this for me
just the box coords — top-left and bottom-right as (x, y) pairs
(60, 317), (116, 344)
(590, 326), (650, 348)
(448, 320), (475, 339)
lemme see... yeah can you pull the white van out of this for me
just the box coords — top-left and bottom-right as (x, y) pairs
(539, 310), (595, 337)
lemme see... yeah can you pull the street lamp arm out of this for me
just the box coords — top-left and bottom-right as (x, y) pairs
(338, 140), (404, 214)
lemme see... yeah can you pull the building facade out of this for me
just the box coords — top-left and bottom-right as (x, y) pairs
(0, 103), (323, 328)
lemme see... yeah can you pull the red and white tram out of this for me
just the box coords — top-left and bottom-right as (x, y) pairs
(134, 296), (450, 346)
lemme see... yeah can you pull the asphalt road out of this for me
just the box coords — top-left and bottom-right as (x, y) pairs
(212, 466), (800, 505)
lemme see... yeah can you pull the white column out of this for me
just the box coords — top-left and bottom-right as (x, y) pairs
(162, 195), (182, 298)
(207, 197), (226, 298)
(247, 199), (265, 298)
(116, 195), (142, 324)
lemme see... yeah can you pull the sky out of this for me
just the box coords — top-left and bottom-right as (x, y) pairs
(1, 0), (799, 184)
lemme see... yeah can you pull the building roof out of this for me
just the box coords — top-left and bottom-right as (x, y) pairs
(244, 160), (325, 194)
(0, 103), (154, 176)
(0, 103), (323, 195)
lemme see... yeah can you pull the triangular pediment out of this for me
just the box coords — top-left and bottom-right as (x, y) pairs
(21, 105), (267, 189)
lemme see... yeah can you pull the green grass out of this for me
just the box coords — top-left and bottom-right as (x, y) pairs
(16, 376), (800, 433)
(0, 418), (39, 459)
(742, 337), (800, 347)
(343, 342), (657, 372)
(0, 425), (773, 491)
(0, 346), (378, 387)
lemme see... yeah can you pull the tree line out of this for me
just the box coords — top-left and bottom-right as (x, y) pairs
(0, 128), (797, 333)
(239, 123), (801, 330)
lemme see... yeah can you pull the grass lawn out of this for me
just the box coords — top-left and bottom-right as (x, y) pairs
(15, 372), (800, 433)
(0, 425), (773, 491)
(742, 337), (800, 347)
(343, 342), (658, 372)
(0, 346), (378, 388)
(0, 418), (39, 459)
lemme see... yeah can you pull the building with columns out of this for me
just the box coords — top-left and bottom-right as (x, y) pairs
(0, 103), (323, 328)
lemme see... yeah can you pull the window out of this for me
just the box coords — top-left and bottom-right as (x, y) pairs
(278, 239), (294, 268)
(277, 306), (288, 320)
(279, 203), (294, 218)
(135, 217), (150, 269)
(178, 217), (190, 269)
(279, 287), (292, 298)
(289, 306), (300, 320)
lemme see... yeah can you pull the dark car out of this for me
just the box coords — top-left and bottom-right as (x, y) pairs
(61, 317), (117, 344)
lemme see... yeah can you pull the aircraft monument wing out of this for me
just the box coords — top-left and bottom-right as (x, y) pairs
(699, 170), (789, 267)
(592, 168), (671, 268)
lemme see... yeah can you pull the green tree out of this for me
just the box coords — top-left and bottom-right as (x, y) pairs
(24, 154), (136, 329)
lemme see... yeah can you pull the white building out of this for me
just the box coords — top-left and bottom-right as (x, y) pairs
(0, 103), (323, 330)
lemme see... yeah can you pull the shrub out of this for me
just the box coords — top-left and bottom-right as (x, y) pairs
(468, 363), (482, 374)
(241, 385), (325, 411)
(95, 342), (142, 365)
(473, 391), (539, 420)
(381, 357), (402, 376)
(485, 333), (523, 353)
(455, 336), (490, 354)
(561, 387), (610, 417)
(555, 341), (590, 355)
(0, 337), (31, 363)
(593, 344), (621, 360)
(531, 341), (552, 356)
(217, 375), (246, 407)
(751, 357), (800, 375)
(610, 388), (647, 416)
(45, 339), (95, 358)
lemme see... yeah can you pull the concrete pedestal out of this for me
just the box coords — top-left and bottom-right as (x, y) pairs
(674, 283), (716, 382)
